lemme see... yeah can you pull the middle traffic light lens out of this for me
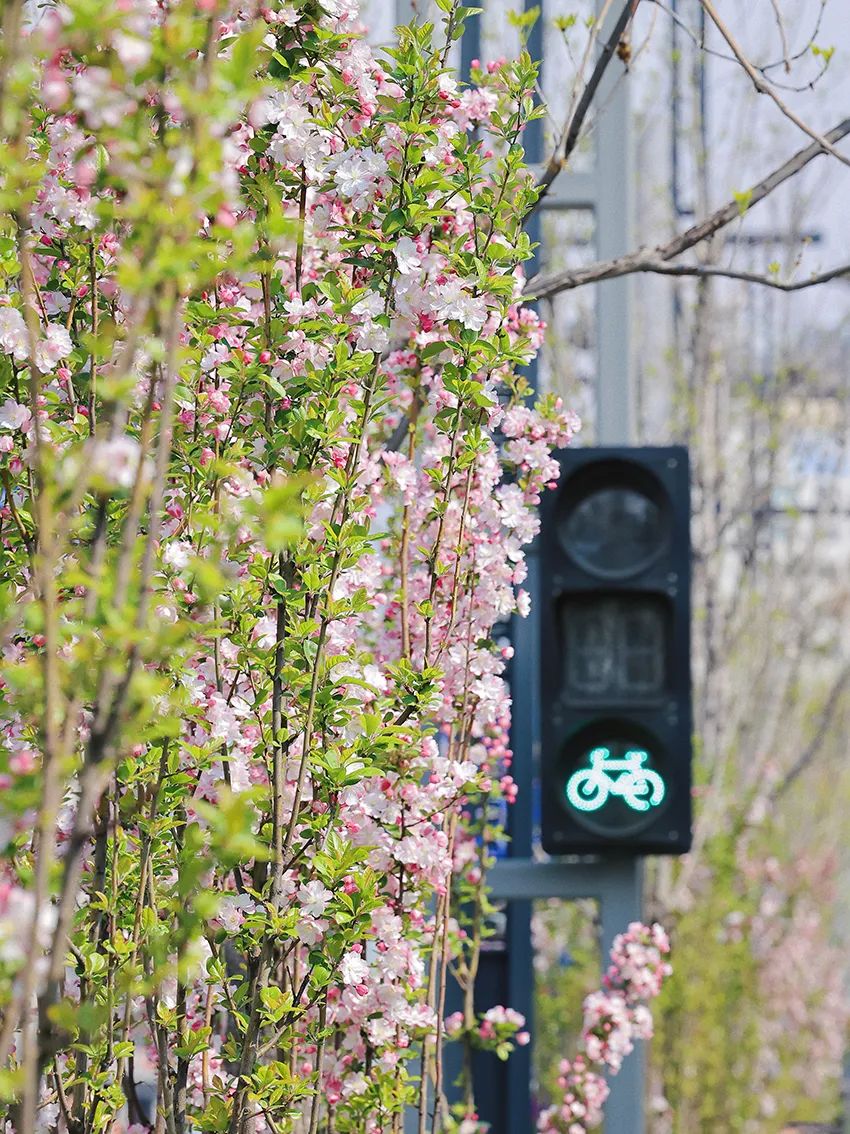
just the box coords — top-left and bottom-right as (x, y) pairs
(560, 594), (670, 702)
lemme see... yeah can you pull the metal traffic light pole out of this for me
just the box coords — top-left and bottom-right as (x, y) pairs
(583, 6), (647, 1125)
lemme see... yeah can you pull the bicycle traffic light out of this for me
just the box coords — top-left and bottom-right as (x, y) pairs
(539, 447), (692, 855)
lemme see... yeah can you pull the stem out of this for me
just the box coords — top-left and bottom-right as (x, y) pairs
(6, 227), (66, 1131)
(36, 293), (182, 1082)
(0, 466), (33, 556)
(271, 556), (289, 894)
(115, 742), (170, 1089)
(398, 387), (419, 660)
(88, 239), (98, 434)
(430, 816), (457, 1134)
(307, 999), (328, 1134)
(295, 163), (307, 289)
(433, 459), (476, 666)
(423, 409), (463, 662)
(0, 0), (25, 117)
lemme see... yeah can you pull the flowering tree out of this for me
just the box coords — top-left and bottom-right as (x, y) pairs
(0, 1), (590, 1132)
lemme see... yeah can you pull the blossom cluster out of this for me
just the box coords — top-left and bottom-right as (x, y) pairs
(537, 923), (672, 1134)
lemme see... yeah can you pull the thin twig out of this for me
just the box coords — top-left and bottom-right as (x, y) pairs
(648, 0), (831, 92)
(767, 0), (791, 74)
(699, 0), (850, 169)
(772, 663), (850, 800)
(5, 225), (66, 1126)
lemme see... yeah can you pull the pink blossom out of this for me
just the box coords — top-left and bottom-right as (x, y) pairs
(88, 436), (147, 491)
(34, 323), (73, 371)
(0, 399), (31, 432)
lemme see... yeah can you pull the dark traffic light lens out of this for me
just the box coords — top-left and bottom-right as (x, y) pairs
(561, 595), (670, 702)
(561, 486), (665, 578)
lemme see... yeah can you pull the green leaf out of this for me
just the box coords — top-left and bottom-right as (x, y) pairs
(382, 208), (407, 235)
(733, 188), (752, 217)
(225, 26), (266, 86)
(259, 477), (306, 551)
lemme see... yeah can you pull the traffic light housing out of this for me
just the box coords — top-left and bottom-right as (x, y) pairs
(539, 446), (692, 855)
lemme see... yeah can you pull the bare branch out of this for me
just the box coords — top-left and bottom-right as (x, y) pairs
(699, 0), (850, 169)
(761, 0), (829, 77)
(527, 117), (850, 299)
(649, 0), (832, 92)
(533, 0), (641, 209)
(594, 259), (850, 291)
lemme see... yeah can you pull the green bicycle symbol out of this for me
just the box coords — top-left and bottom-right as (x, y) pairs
(566, 746), (666, 814)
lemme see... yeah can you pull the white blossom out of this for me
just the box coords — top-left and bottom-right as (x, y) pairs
(339, 951), (369, 985)
(298, 880), (332, 919)
(0, 398), (31, 432)
(0, 307), (29, 361)
(394, 236), (422, 276)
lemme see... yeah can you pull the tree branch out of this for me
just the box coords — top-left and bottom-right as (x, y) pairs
(575, 258), (850, 292)
(771, 662), (850, 801)
(526, 117), (850, 299)
(533, 0), (641, 209)
(699, 0), (850, 169)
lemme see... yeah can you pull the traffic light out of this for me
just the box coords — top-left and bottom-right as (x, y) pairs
(539, 446), (692, 855)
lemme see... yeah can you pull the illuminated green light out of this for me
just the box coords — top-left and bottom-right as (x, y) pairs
(565, 746), (666, 813)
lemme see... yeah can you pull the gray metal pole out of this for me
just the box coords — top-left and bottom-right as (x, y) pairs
(595, 1), (634, 446)
(490, 855), (646, 1134)
(600, 861), (645, 1133)
(593, 1), (644, 1129)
